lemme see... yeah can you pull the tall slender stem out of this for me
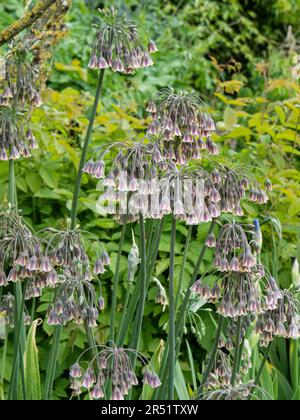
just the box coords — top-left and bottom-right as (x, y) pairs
(70, 69), (105, 229)
(175, 225), (192, 312)
(168, 216), (177, 400)
(231, 316), (242, 386)
(109, 224), (127, 343)
(198, 316), (224, 396)
(117, 218), (164, 347)
(129, 214), (147, 367)
(154, 220), (216, 400)
(44, 70), (106, 400)
(44, 324), (63, 400)
(8, 159), (26, 400)
(247, 341), (273, 400)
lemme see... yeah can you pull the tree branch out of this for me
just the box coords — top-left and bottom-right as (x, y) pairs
(0, 0), (58, 47)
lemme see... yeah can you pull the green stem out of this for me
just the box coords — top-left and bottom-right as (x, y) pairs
(175, 225), (192, 312)
(109, 224), (127, 344)
(255, 342), (273, 386)
(70, 69), (105, 229)
(168, 216), (176, 400)
(231, 316), (242, 386)
(236, 334), (246, 376)
(43, 70), (105, 400)
(154, 220), (216, 400)
(8, 160), (26, 400)
(117, 218), (164, 347)
(247, 341), (273, 400)
(129, 214), (147, 367)
(198, 316), (224, 396)
(1, 331), (8, 391)
(43, 324), (62, 400)
(8, 283), (26, 400)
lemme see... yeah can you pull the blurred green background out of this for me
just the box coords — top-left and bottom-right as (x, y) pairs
(0, 0), (300, 399)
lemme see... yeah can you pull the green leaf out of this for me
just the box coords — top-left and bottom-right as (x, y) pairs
(24, 320), (42, 400)
(140, 340), (164, 400)
(25, 172), (42, 193)
(39, 167), (59, 189)
(175, 361), (190, 400)
(223, 106), (237, 130)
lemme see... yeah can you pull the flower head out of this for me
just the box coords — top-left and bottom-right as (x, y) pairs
(83, 139), (164, 223)
(0, 293), (31, 329)
(147, 87), (217, 163)
(212, 221), (259, 273)
(47, 269), (100, 327)
(89, 7), (157, 74)
(0, 42), (41, 107)
(0, 208), (49, 299)
(192, 266), (281, 318)
(0, 107), (37, 161)
(210, 165), (269, 216)
(69, 344), (160, 400)
(257, 289), (300, 346)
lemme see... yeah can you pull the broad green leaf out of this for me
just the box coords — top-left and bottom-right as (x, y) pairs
(24, 320), (42, 400)
(25, 172), (42, 193)
(141, 340), (164, 400)
(175, 361), (190, 400)
(223, 106), (237, 130)
(39, 167), (59, 189)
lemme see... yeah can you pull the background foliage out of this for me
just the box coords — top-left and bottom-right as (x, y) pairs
(0, 0), (300, 399)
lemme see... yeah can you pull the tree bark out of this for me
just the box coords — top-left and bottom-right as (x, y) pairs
(0, 0), (58, 47)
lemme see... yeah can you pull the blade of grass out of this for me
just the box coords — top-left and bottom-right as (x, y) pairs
(168, 216), (176, 400)
(109, 224), (127, 344)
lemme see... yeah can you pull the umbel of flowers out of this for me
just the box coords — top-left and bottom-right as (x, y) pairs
(69, 344), (160, 400)
(0, 207), (52, 300)
(0, 293), (31, 330)
(191, 221), (281, 318)
(147, 87), (218, 164)
(0, 41), (41, 161)
(89, 7), (157, 73)
(42, 226), (109, 326)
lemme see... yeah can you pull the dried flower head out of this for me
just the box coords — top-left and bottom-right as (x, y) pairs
(69, 344), (160, 400)
(257, 289), (300, 346)
(0, 42), (41, 107)
(147, 87), (217, 163)
(152, 277), (168, 312)
(89, 7), (157, 74)
(0, 107), (37, 161)
(127, 230), (140, 282)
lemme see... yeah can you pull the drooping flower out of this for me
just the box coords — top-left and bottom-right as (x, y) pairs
(211, 221), (258, 273)
(0, 208), (49, 299)
(0, 293), (31, 330)
(257, 289), (300, 346)
(42, 226), (109, 280)
(69, 344), (160, 400)
(191, 266), (281, 318)
(89, 7), (157, 74)
(209, 165), (269, 217)
(0, 42), (42, 107)
(0, 107), (38, 161)
(147, 87), (217, 163)
(47, 269), (100, 327)
(83, 139), (164, 223)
